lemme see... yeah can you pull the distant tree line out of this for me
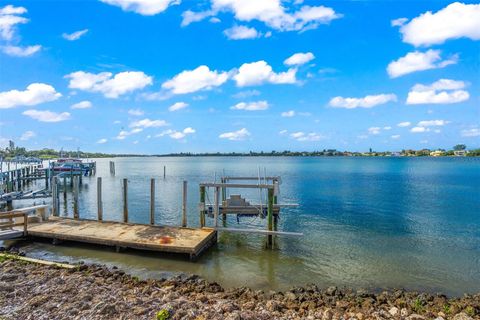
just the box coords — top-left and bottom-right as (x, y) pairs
(1, 145), (479, 160)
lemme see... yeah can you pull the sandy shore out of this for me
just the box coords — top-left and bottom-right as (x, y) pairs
(0, 253), (478, 320)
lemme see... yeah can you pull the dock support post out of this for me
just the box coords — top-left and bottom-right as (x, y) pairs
(123, 178), (128, 223)
(97, 177), (103, 221)
(163, 165), (166, 179)
(267, 188), (274, 248)
(182, 180), (187, 227)
(52, 177), (58, 216)
(214, 186), (220, 228)
(221, 177), (227, 223)
(150, 178), (155, 225)
(63, 175), (67, 199)
(199, 186), (206, 227)
(73, 176), (79, 219)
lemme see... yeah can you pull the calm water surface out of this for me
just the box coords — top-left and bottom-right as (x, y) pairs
(6, 157), (480, 296)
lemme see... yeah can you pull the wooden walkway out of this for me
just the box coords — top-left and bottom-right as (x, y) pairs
(27, 217), (217, 260)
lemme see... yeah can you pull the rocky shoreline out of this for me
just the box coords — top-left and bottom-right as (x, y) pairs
(0, 254), (479, 320)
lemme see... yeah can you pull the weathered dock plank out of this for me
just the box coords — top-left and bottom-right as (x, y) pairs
(27, 217), (216, 259)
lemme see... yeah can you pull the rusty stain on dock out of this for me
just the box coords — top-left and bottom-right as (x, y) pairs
(27, 217), (217, 259)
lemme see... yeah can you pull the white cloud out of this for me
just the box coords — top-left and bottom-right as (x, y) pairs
(231, 100), (269, 111)
(281, 110), (295, 117)
(417, 120), (449, 127)
(209, 0), (341, 32)
(0, 83), (61, 109)
(62, 29), (89, 41)
(23, 109), (71, 122)
(329, 94), (397, 109)
(391, 135), (401, 139)
(0, 5), (28, 40)
(128, 108), (144, 116)
(1, 45), (41, 57)
(130, 118), (168, 128)
(387, 49), (457, 78)
(168, 102), (189, 111)
(397, 121), (411, 127)
(397, 3), (480, 47)
(100, 0), (179, 15)
(410, 119), (449, 133)
(406, 79), (469, 105)
(279, 129), (288, 135)
(181, 10), (215, 27)
(410, 126), (427, 133)
(71, 100), (92, 109)
(233, 60), (297, 87)
(167, 127), (196, 140)
(20, 130), (35, 141)
(224, 25), (261, 40)
(284, 52), (315, 66)
(97, 138), (108, 144)
(383, 126), (392, 130)
(66, 71), (152, 98)
(117, 128), (143, 140)
(461, 128), (480, 137)
(162, 65), (229, 94)
(232, 89), (260, 99)
(290, 131), (322, 141)
(219, 128), (250, 141)
(391, 17), (408, 27)
(0, 5), (27, 15)
(368, 127), (381, 135)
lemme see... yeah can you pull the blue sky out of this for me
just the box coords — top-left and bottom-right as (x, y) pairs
(0, 0), (479, 154)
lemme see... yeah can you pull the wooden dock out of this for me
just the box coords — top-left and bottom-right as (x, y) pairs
(27, 217), (217, 260)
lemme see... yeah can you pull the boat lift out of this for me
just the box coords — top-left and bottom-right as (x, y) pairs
(198, 176), (302, 247)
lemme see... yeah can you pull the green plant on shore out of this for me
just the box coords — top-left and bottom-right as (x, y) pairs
(412, 298), (424, 313)
(465, 306), (475, 317)
(131, 275), (140, 282)
(156, 309), (170, 320)
(443, 304), (451, 314)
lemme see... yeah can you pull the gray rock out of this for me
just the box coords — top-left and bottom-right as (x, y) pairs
(453, 313), (474, 320)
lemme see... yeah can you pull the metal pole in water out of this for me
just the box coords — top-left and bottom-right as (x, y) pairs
(150, 178), (155, 225)
(182, 180), (187, 227)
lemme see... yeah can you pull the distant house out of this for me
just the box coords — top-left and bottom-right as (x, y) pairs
(454, 150), (467, 156)
(430, 150), (446, 157)
(391, 152), (401, 157)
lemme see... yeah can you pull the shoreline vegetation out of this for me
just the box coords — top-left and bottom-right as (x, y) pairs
(0, 252), (479, 320)
(1, 144), (479, 160)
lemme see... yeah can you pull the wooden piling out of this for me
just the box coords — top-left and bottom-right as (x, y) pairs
(214, 186), (220, 228)
(63, 175), (67, 198)
(163, 165), (166, 179)
(199, 186), (206, 227)
(97, 177), (103, 221)
(182, 180), (187, 227)
(150, 178), (155, 225)
(73, 176), (79, 219)
(52, 177), (58, 216)
(123, 178), (128, 223)
(267, 188), (274, 247)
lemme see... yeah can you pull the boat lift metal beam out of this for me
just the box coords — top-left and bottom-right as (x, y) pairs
(199, 183), (274, 189)
(215, 227), (303, 236)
